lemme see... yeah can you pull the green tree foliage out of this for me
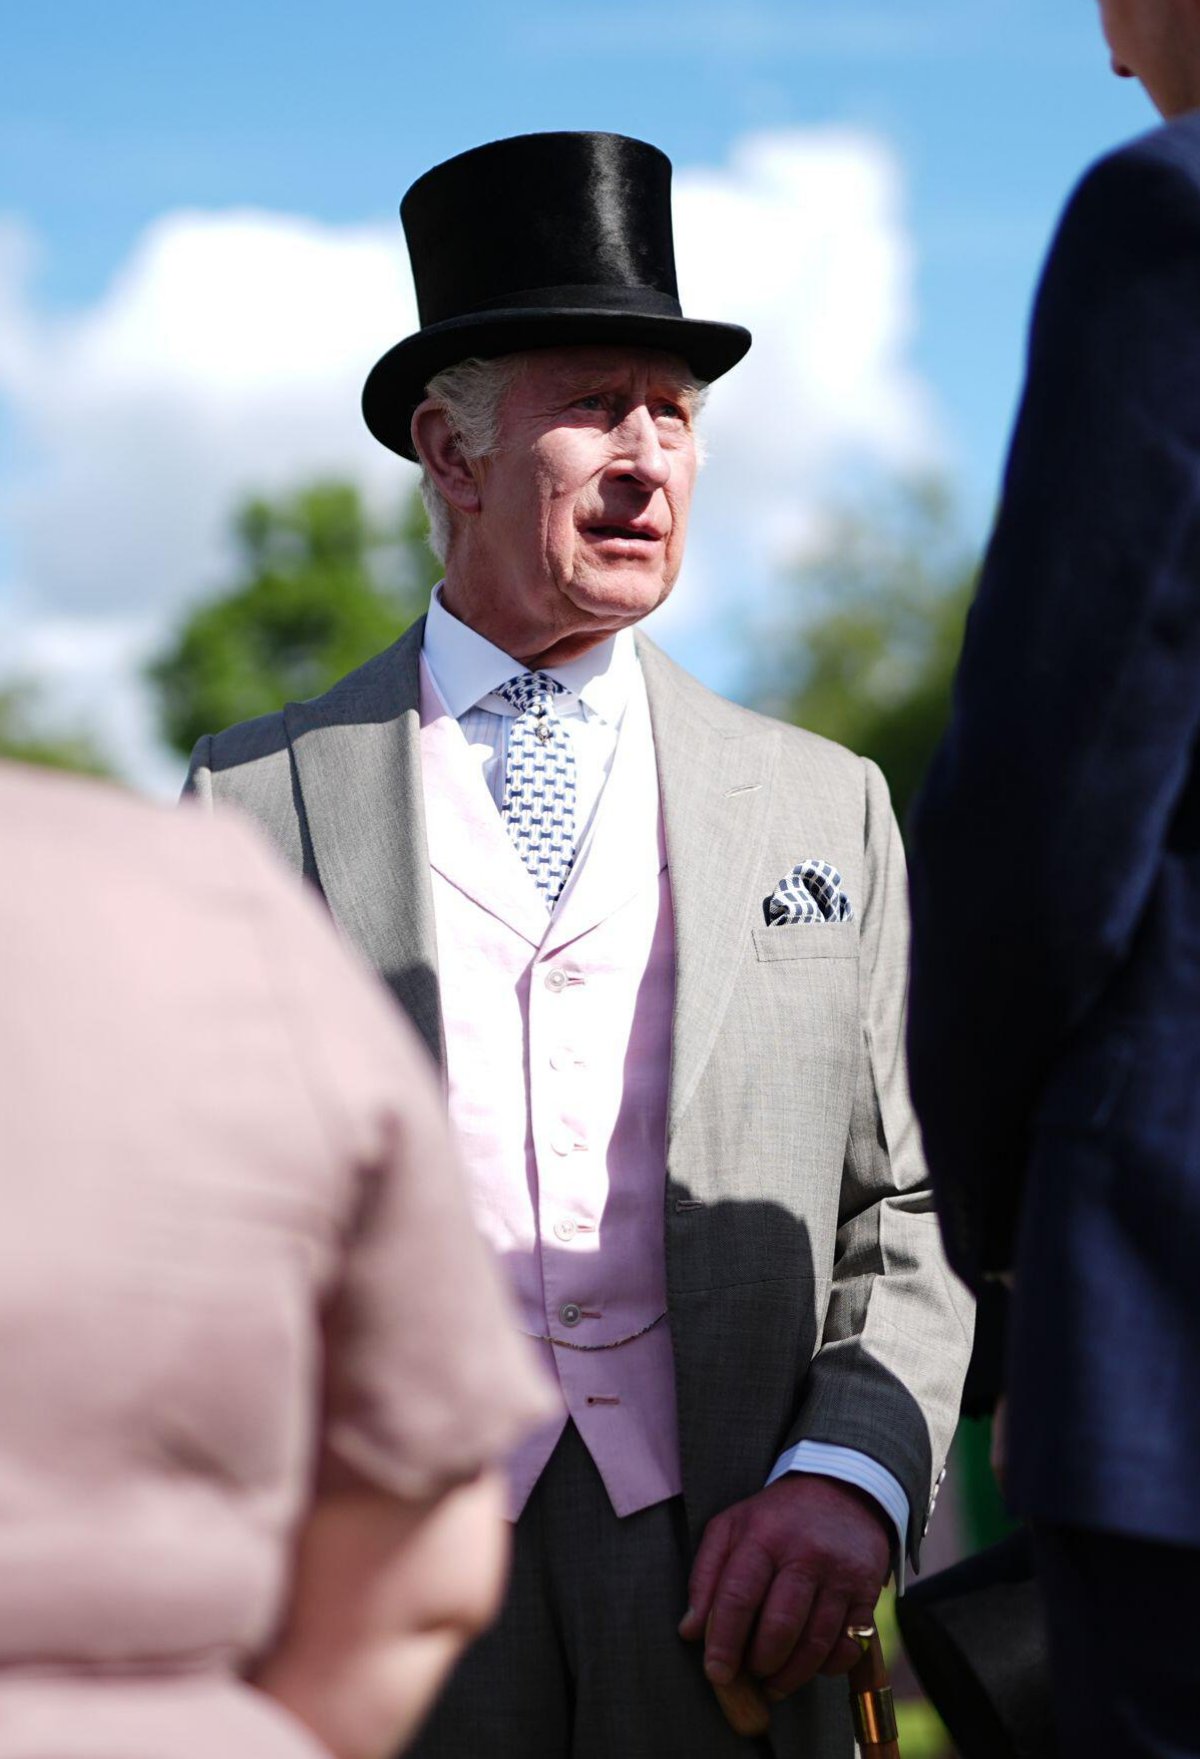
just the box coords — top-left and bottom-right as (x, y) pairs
(148, 481), (440, 759)
(0, 682), (115, 778)
(751, 478), (978, 826)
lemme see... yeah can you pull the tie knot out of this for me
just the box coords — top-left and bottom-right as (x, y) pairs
(495, 672), (565, 717)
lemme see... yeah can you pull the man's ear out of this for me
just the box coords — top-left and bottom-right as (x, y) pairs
(411, 401), (484, 515)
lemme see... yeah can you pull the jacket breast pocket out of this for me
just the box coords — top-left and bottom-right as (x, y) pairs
(751, 923), (860, 963)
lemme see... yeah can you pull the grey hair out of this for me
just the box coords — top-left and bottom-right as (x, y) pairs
(416, 352), (709, 566)
(417, 356), (526, 564)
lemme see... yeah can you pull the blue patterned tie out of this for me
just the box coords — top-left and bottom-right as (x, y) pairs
(494, 672), (578, 908)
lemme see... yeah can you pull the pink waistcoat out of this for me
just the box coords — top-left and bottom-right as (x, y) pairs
(419, 660), (682, 1518)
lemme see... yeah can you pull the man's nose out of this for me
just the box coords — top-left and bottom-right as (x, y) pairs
(611, 406), (671, 489)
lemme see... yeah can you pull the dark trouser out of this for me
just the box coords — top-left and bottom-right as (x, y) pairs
(406, 1422), (775, 1759)
(1034, 1523), (1200, 1758)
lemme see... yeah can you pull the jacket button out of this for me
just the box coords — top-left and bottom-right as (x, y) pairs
(545, 968), (567, 992)
(559, 1302), (582, 1327)
(554, 1219), (577, 1242)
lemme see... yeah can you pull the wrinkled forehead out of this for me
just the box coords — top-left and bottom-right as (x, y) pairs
(509, 343), (701, 399)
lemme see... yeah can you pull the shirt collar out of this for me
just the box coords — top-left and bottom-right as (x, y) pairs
(422, 583), (637, 728)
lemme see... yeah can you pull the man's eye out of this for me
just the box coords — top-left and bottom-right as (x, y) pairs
(657, 402), (686, 422)
(574, 394), (606, 411)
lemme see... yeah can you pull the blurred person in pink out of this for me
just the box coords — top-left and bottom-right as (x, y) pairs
(0, 760), (553, 1759)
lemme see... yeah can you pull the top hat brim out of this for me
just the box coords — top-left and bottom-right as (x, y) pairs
(896, 1530), (1056, 1759)
(362, 307), (752, 461)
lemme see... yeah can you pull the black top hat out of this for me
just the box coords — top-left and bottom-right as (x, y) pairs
(896, 1530), (1056, 1759)
(362, 131), (752, 461)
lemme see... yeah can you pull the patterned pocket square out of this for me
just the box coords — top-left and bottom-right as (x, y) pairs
(766, 860), (854, 926)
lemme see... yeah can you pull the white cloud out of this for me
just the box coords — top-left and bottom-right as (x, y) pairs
(0, 610), (179, 794)
(0, 126), (939, 790)
(666, 127), (937, 639)
(2, 208), (418, 622)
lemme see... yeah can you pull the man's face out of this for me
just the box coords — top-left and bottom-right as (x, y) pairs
(1097, 0), (1200, 116)
(466, 345), (701, 660)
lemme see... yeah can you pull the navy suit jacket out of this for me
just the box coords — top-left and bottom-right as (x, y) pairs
(908, 114), (1200, 1548)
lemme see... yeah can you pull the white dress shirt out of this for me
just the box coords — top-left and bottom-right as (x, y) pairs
(421, 584), (911, 1578)
(423, 584), (638, 853)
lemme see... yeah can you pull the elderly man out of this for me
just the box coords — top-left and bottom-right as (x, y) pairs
(187, 132), (971, 1759)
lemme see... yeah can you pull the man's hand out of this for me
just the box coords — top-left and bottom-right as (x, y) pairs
(678, 1474), (891, 1701)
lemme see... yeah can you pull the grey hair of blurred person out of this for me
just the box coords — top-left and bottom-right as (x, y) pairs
(416, 353), (708, 566)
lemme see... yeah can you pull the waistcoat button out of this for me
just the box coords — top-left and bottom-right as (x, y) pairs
(559, 1302), (582, 1327)
(544, 968), (567, 992)
(554, 1219), (577, 1242)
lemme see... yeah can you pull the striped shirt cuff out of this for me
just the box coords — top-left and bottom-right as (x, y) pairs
(767, 1442), (911, 1593)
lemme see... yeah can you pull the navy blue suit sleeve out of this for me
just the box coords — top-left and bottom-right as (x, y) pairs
(908, 129), (1200, 1286)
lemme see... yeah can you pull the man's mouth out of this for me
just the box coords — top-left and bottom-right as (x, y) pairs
(584, 523), (664, 543)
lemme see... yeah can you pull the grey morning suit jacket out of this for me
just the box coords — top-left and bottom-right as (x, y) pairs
(185, 620), (972, 1587)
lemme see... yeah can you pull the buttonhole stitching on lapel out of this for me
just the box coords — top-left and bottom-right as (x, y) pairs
(725, 783), (761, 797)
(675, 1200), (704, 1212)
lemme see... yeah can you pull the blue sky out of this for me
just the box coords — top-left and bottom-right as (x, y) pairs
(0, 0), (1160, 784)
(4, 0), (1153, 510)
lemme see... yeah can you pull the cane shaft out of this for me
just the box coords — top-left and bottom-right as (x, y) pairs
(847, 1625), (901, 1758)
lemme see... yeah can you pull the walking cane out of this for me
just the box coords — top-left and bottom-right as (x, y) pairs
(847, 1623), (901, 1758)
(709, 1620), (901, 1754)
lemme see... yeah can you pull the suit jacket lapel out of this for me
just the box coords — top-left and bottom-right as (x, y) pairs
(420, 685), (549, 950)
(547, 674), (664, 952)
(284, 618), (444, 1067)
(637, 633), (779, 1145)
